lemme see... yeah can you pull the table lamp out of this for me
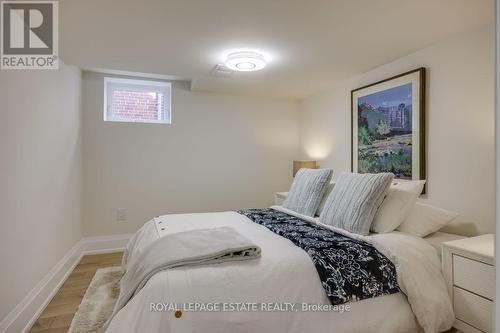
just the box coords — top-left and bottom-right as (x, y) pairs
(293, 160), (318, 177)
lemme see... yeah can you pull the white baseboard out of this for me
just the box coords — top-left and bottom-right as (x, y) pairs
(0, 233), (133, 333)
(80, 233), (133, 256)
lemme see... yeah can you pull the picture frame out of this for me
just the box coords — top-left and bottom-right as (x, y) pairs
(351, 68), (426, 185)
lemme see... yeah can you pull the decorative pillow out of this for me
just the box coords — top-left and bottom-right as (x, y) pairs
(282, 168), (333, 217)
(319, 172), (394, 235)
(371, 180), (426, 233)
(397, 202), (459, 237)
(315, 181), (335, 216)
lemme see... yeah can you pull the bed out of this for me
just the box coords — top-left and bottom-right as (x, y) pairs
(104, 205), (456, 333)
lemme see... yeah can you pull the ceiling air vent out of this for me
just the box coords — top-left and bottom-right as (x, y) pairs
(210, 64), (233, 77)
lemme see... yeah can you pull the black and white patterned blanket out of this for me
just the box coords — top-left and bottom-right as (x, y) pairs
(237, 208), (399, 305)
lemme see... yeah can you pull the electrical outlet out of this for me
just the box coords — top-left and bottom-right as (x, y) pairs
(116, 208), (127, 222)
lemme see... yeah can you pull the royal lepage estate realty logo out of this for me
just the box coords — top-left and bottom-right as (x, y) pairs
(1, 1), (58, 69)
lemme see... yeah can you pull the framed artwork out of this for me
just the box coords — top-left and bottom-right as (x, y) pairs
(351, 68), (426, 183)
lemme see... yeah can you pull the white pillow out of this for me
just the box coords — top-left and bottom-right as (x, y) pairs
(397, 202), (459, 237)
(371, 180), (426, 233)
(315, 181), (335, 216)
(319, 172), (394, 236)
(282, 168), (333, 217)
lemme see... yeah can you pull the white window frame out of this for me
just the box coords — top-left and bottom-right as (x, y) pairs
(103, 77), (172, 124)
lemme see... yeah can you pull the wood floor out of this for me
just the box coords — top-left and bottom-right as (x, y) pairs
(29, 252), (123, 333)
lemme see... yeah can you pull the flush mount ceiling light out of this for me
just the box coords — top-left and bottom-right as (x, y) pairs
(225, 51), (267, 72)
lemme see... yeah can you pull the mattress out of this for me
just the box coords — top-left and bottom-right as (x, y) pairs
(105, 209), (454, 333)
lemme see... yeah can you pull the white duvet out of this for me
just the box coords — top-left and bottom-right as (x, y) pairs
(105, 207), (454, 333)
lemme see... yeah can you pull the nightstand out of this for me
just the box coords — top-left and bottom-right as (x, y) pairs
(274, 192), (288, 205)
(442, 234), (494, 333)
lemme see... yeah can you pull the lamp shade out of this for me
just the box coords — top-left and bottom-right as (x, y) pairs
(293, 160), (318, 177)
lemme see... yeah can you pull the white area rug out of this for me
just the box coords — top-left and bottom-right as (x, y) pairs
(68, 266), (122, 333)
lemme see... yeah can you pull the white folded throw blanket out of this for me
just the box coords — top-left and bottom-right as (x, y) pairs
(106, 226), (261, 328)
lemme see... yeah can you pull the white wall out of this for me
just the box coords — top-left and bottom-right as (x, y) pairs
(82, 72), (300, 236)
(495, 1), (499, 330)
(299, 25), (495, 236)
(0, 63), (83, 320)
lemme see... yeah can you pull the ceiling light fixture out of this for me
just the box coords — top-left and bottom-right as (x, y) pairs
(225, 51), (267, 72)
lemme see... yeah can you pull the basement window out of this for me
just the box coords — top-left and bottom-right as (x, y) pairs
(104, 77), (171, 124)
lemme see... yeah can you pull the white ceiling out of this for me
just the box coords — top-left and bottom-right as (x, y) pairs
(60, 0), (493, 100)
